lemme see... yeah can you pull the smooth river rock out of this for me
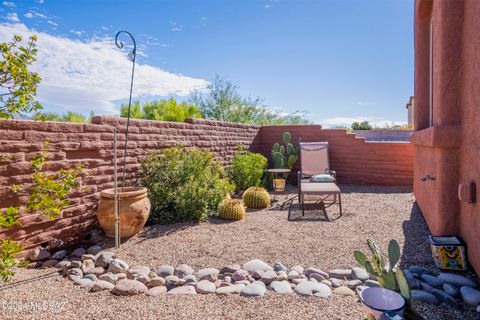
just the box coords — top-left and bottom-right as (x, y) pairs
(270, 280), (292, 294)
(112, 279), (148, 296)
(240, 282), (267, 297)
(243, 259), (273, 273)
(460, 286), (480, 306)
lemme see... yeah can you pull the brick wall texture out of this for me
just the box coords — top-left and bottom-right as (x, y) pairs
(0, 117), (412, 250)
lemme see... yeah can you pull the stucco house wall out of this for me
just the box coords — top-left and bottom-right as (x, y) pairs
(412, 0), (480, 274)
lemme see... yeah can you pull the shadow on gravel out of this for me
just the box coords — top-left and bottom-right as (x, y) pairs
(400, 202), (435, 269)
(340, 184), (413, 194)
(0, 270), (60, 291)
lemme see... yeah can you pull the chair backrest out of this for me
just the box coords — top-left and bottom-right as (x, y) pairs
(300, 142), (330, 177)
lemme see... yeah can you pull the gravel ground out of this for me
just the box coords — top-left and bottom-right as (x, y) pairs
(1, 185), (478, 320)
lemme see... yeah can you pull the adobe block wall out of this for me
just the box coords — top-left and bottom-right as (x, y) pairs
(254, 125), (413, 186)
(0, 117), (413, 252)
(0, 117), (260, 250)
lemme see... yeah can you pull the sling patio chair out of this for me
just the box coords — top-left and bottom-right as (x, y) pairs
(290, 142), (342, 220)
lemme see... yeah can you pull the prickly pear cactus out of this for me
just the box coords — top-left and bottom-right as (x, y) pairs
(354, 239), (411, 302)
(270, 132), (299, 169)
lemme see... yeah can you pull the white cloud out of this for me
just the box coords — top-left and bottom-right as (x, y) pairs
(35, 0), (44, 3)
(170, 21), (183, 32)
(69, 29), (83, 37)
(2, 1), (15, 8)
(23, 10), (48, 19)
(46, 20), (57, 26)
(5, 12), (18, 22)
(0, 23), (208, 114)
(320, 116), (406, 128)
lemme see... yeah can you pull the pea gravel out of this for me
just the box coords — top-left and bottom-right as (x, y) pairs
(0, 185), (477, 319)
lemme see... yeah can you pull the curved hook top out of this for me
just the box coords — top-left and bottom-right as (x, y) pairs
(115, 31), (136, 58)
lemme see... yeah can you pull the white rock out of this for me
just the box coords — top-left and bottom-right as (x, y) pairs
(112, 279), (148, 296)
(197, 268), (219, 282)
(108, 259), (129, 274)
(146, 286), (167, 296)
(91, 280), (114, 292)
(270, 280), (293, 294)
(167, 285), (197, 295)
(196, 280), (217, 294)
(243, 259), (273, 273)
(174, 264), (194, 278)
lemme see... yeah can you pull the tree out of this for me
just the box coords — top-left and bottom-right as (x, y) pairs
(120, 97), (203, 122)
(32, 111), (88, 123)
(351, 121), (373, 130)
(0, 35), (42, 118)
(191, 75), (310, 125)
(120, 101), (143, 119)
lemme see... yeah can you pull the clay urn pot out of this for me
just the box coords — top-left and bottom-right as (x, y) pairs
(97, 187), (151, 238)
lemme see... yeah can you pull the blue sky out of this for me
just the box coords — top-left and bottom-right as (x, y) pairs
(0, 0), (413, 127)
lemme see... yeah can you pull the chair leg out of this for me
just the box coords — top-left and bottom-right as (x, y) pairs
(338, 193), (342, 216)
(302, 194), (305, 216)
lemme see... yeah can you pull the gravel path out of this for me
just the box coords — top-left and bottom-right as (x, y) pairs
(0, 185), (477, 319)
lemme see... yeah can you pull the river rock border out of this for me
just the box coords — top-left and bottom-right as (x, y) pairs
(26, 233), (480, 308)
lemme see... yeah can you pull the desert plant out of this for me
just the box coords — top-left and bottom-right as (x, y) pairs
(354, 239), (411, 302)
(218, 199), (246, 221)
(271, 132), (299, 169)
(0, 239), (24, 282)
(0, 141), (87, 282)
(243, 187), (271, 209)
(141, 147), (234, 224)
(229, 148), (267, 191)
(351, 121), (373, 130)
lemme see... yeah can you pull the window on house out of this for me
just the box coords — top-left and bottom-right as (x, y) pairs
(429, 18), (434, 127)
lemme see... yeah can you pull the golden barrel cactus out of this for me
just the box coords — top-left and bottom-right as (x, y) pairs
(218, 199), (246, 221)
(243, 187), (271, 209)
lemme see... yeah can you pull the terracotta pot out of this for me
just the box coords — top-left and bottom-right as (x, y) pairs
(97, 187), (151, 238)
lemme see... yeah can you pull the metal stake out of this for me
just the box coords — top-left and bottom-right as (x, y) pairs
(113, 128), (120, 248)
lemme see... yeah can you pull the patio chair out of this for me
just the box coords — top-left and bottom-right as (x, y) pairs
(293, 142), (342, 219)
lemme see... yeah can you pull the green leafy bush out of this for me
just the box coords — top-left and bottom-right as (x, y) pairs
(0, 240), (24, 282)
(141, 147), (234, 224)
(0, 140), (87, 282)
(229, 149), (267, 191)
(351, 121), (373, 130)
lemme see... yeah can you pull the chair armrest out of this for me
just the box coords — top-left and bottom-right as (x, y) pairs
(329, 170), (336, 179)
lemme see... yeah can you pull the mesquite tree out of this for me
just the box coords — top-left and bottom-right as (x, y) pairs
(0, 34), (42, 118)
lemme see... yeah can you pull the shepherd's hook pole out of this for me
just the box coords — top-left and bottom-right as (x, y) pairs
(115, 31), (136, 191)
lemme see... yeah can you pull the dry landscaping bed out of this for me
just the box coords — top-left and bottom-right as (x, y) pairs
(1, 185), (478, 320)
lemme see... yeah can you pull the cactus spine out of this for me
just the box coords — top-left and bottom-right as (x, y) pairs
(243, 187), (271, 209)
(271, 131), (299, 169)
(354, 239), (411, 302)
(218, 199), (245, 221)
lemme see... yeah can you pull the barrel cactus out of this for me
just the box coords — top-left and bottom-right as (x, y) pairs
(218, 199), (245, 221)
(243, 187), (271, 209)
(354, 239), (411, 302)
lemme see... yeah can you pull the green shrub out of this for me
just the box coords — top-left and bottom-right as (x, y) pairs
(0, 239), (24, 282)
(141, 147), (234, 224)
(351, 121), (373, 130)
(229, 149), (267, 191)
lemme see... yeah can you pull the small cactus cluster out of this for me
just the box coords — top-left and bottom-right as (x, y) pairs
(354, 239), (411, 302)
(271, 132), (299, 169)
(218, 199), (245, 221)
(242, 187), (271, 209)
